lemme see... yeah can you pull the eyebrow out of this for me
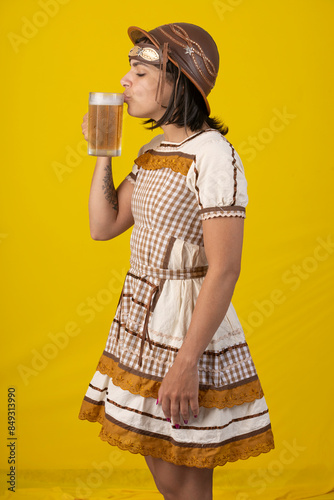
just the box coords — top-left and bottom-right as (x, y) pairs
(129, 60), (151, 68)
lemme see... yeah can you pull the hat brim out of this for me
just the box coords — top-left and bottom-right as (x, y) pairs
(127, 25), (211, 115)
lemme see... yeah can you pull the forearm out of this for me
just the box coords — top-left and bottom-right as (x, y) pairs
(88, 156), (118, 239)
(175, 268), (239, 368)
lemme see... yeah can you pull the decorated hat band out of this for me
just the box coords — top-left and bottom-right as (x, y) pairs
(128, 44), (160, 63)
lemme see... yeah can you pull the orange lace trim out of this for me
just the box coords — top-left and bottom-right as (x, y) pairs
(78, 403), (275, 469)
(96, 353), (264, 409)
(134, 152), (194, 176)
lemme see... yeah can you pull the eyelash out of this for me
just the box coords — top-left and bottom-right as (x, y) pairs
(136, 73), (145, 77)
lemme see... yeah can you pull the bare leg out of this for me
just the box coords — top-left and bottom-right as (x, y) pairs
(145, 455), (213, 500)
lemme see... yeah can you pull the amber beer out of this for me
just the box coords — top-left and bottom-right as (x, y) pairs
(88, 93), (124, 156)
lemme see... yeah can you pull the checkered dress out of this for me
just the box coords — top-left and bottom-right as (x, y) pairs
(78, 129), (275, 468)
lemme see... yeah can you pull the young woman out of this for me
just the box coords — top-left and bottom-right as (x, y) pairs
(79, 23), (275, 500)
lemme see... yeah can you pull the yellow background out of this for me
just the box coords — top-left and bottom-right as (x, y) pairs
(1, 0), (334, 498)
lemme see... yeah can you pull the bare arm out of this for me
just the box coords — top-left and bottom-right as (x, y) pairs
(88, 156), (134, 240)
(157, 216), (244, 426)
(81, 112), (134, 240)
(175, 216), (244, 364)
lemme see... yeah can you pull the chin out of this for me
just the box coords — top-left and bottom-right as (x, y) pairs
(126, 108), (144, 118)
(126, 104), (159, 120)
(126, 109), (137, 117)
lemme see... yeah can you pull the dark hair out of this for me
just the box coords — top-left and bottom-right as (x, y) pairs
(135, 37), (229, 135)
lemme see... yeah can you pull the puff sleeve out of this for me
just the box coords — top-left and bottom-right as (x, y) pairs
(186, 137), (248, 220)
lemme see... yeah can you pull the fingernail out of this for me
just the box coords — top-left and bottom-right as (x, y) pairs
(166, 418), (171, 422)
(175, 424), (180, 429)
(156, 399), (159, 405)
(194, 415), (198, 418)
(184, 420), (188, 424)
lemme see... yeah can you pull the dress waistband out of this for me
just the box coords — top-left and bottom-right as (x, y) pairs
(129, 262), (208, 280)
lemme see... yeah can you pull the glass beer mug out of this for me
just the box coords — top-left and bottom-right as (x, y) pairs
(88, 92), (124, 156)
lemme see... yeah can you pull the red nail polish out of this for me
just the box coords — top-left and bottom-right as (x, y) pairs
(166, 418), (171, 422)
(184, 420), (188, 424)
(175, 424), (180, 429)
(194, 415), (198, 418)
(156, 399), (159, 405)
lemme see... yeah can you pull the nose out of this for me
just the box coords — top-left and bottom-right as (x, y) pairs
(120, 70), (132, 88)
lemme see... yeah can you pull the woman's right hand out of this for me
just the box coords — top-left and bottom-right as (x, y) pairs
(81, 112), (88, 141)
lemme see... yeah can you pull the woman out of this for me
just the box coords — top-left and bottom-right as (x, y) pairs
(79, 23), (275, 500)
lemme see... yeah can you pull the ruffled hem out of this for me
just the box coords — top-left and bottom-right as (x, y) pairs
(78, 405), (275, 469)
(97, 351), (265, 409)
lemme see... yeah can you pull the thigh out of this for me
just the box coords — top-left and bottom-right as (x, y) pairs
(144, 455), (156, 477)
(146, 455), (213, 500)
(145, 455), (161, 490)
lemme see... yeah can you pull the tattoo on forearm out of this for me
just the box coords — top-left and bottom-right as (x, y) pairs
(102, 160), (118, 211)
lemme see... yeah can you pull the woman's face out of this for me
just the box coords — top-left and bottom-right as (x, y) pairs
(120, 60), (173, 121)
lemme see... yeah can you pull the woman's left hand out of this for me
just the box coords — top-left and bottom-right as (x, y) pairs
(157, 358), (199, 427)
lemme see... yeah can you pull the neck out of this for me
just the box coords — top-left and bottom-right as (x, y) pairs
(161, 123), (209, 143)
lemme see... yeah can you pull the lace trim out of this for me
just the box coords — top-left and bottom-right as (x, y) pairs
(125, 174), (136, 185)
(201, 211), (246, 220)
(134, 151), (194, 176)
(78, 405), (275, 469)
(96, 353), (264, 409)
(147, 326), (244, 345)
(198, 380), (264, 408)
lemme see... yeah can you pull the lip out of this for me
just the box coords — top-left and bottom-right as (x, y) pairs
(123, 94), (131, 102)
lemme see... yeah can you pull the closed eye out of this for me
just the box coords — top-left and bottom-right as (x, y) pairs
(136, 73), (146, 77)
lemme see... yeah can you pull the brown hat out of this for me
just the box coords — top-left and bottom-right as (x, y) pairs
(128, 23), (219, 114)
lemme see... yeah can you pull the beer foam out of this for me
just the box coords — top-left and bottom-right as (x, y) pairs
(89, 92), (124, 105)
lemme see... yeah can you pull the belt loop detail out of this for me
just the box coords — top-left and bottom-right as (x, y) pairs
(116, 281), (126, 341)
(138, 284), (160, 367)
